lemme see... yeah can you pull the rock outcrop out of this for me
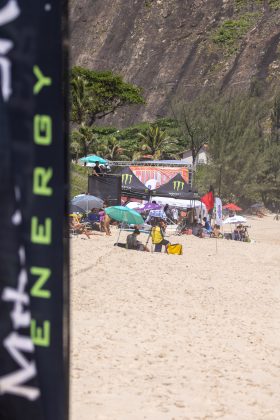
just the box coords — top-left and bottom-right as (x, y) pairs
(70, 0), (280, 127)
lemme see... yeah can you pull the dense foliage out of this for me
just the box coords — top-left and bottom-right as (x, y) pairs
(178, 89), (280, 209)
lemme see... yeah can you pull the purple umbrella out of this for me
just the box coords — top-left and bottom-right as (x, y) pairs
(137, 202), (162, 213)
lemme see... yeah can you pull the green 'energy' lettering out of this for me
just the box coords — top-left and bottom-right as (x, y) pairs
(34, 115), (52, 145)
(33, 66), (52, 94)
(33, 167), (53, 196)
(31, 217), (52, 244)
(31, 320), (51, 347)
(31, 65), (54, 353)
(30, 267), (51, 299)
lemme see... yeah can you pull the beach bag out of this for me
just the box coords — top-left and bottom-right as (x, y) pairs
(167, 243), (183, 255)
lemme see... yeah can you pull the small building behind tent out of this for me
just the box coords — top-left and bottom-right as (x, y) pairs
(180, 144), (209, 166)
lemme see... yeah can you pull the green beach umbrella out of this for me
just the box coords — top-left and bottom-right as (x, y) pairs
(80, 154), (107, 164)
(105, 206), (144, 225)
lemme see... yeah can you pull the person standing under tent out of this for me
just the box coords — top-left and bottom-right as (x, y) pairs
(92, 161), (102, 176)
(172, 207), (179, 223)
(164, 204), (173, 222)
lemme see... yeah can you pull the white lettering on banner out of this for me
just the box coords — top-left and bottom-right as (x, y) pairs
(0, 0), (20, 25)
(0, 0), (20, 101)
(0, 363), (39, 400)
(0, 189), (40, 399)
(0, 334), (39, 399)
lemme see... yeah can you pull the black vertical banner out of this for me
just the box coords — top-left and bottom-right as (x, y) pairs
(0, 1), (69, 420)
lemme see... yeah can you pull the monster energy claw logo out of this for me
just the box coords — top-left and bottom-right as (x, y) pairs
(122, 174), (132, 185)
(173, 181), (185, 191)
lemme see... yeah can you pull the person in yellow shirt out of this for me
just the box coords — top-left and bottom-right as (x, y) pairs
(151, 220), (170, 252)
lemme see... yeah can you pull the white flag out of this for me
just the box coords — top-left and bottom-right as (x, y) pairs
(215, 197), (223, 226)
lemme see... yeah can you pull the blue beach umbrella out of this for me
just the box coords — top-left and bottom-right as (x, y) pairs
(105, 206), (144, 225)
(80, 155), (107, 164)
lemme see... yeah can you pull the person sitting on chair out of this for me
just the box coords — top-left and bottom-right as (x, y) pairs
(69, 217), (93, 239)
(211, 224), (223, 238)
(126, 229), (150, 252)
(233, 225), (242, 241)
(192, 220), (201, 237)
(203, 217), (212, 232)
(87, 208), (101, 230)
(151, 220), (170, 252)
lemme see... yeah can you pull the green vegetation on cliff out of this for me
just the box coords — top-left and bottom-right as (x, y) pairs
(213, 13), (260, 54)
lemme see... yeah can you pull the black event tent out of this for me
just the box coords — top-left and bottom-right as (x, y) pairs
(119, 168), (199, 200)
(120, 167), (150, 199)
(151, 173), (199, 200)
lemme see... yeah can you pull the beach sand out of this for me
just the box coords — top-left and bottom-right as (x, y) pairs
(70, 215), (280, 420)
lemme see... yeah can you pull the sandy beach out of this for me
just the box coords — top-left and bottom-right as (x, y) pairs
(70, 215), (280, 420)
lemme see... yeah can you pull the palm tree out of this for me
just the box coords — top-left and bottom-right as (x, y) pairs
(99, 136), (131, 161)
(135, 126), (178, 160)
(71, 76), (90, 125)
(70, 138), (83, 162)
(72, 125), (95, 157)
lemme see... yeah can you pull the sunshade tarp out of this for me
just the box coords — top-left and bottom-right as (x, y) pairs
(152, 196), (205, 209)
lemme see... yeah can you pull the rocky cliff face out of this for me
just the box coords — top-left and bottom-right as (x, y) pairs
(70, 0), (280, 127)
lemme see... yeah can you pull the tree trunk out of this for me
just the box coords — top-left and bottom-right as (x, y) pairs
(83, 141), (88, 157)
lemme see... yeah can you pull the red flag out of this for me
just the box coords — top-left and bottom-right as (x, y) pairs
(201, 191), (214, 211)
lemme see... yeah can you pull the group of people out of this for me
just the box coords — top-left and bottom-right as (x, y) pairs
(232, 225), (249, 241)
(126, 219), (170, 253)
(86, 206), (112, 236)
(192, 218), (223, 238)
(70, 195), (252, 245)
(70, 202), (112, 238)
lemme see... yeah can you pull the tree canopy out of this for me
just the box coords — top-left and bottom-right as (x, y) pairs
(169, 88), (280, 208)
(71, 66), (145, 127)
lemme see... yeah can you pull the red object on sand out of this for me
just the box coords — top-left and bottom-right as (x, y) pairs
(223, 203), (242, 211)
(201, 191), (214, 211)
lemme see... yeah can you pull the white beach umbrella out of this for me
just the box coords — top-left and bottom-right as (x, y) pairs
(125, 202), (142, 210)
(223, 215), (247, 224)
(72, 194), (104, 211)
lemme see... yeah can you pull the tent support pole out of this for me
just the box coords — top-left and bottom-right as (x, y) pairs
(116, 222), (123, 245)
